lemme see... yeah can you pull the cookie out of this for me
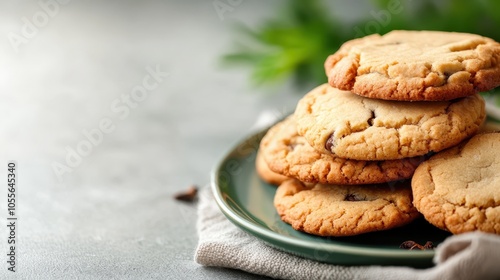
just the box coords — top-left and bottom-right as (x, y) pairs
(324, 30), (500, 101)
(274, 179), (420, 236)
(260, 116), (423, 184)
(294, 84), (486, 160)
(255, 148), (290, 185)
(412, 132), (500, 234)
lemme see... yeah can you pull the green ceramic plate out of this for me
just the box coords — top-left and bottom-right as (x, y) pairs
(211, 128), (451, 268)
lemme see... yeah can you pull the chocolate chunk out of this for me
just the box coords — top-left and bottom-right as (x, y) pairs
(174, 185), (198, 202)
(325, 133), (335, 152)
(344, 193), (365, 201)
(368, 109), (375, 126)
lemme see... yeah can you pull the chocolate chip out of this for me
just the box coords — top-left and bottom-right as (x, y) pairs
(345, 193), (364, 201)
(368, 109), (375, 126)
(325, 133), (336, 152)
(174, 185), (198, 202)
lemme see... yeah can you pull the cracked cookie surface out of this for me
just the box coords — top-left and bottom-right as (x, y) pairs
(325, 30), (500, 101)
(274, 179), (420, 236)
(256, 148), (290, 185)
(260, 116), (423, 184)
(411, 132), (500, 234)
(294, 84), (485, 160)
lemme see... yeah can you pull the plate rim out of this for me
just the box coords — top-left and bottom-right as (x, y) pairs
(210, 128), (436, 262)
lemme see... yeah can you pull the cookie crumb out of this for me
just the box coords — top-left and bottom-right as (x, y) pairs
(174, 185), (198, 202)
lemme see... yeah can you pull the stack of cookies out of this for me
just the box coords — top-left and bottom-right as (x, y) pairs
(257, 30), (500, 237)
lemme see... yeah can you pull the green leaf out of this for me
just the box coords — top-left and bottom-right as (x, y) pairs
(221, 52), (263, 64)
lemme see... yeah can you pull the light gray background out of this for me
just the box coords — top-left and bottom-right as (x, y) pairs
(0, 1), (369, 279)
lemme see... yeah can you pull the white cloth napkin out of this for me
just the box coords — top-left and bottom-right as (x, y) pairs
(195, 186), (500, 280)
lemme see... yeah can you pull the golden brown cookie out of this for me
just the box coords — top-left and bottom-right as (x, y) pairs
(260, 116), (423, 184)
(294, 84), (486, 160)
(255, 148), (290, 185)
(274, 179), (420, 236)
(325, 30), (500, 101)
(412, 132), (500, 235)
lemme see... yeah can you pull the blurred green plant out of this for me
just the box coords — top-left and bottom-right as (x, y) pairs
(221, 0), (349, 88)
(221, 0), (500, 90)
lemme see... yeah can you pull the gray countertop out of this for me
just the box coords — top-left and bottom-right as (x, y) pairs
(1, 1), (308, 279)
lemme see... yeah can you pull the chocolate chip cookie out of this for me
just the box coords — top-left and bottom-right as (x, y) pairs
(412, 132), (500, 234)
(294, 84), (486, 160)
(324, 30), (500, 101)
(256, 148), (290, 185)
(274, 179), (420, 236)
(260, 116), (423, 184)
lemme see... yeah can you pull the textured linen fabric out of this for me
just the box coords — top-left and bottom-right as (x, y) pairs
(195, 187), (500, 280)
